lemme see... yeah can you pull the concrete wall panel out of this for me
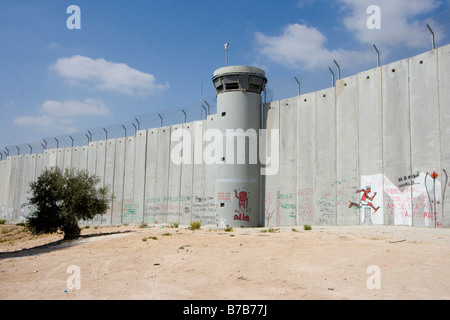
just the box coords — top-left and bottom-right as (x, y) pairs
(167, 124), (183, 224)
(71, 147), (80, 171)
(278, 97), (297, 226)
(155, 127), (171, 223)
(144, 128), (159, 223)
(63, 148), (72, 170)
(112, 138), (125, 225)
(203, 116), (218, 226)
(122, 136), (136, 224)
(179, 122), (194, 225)
(191, 121), (205, 224)
(382, 58), (412, 226)
(297, 93), (316, 225)
(78, 145), (88, 172)
(56, 149), (64, 169)
(87, 142), (98, 176)
(10, 156), (24, 221)
(358, 68), (384, 225)
(438, 45), (450, 227)
(409, 50), (440, 227)
(0, 158), (11, 220)
(315, 88), (336, 225)
(19, 154), (37, 220)
(336, 75), (359, 225)
(43, 149), (57, 170)
(133, 130), (147, 224)
(263, 101), (279, 227)
(35, 153), (43, 178)
(101, 139), (116, 225)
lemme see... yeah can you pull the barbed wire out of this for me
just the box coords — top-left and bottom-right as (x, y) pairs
(1, 9), (449, 159)
(1, 95), (218, 158)
(265, 8), (450, 102)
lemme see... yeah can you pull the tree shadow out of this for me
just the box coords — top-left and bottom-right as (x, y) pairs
(0, 230), (133, 259)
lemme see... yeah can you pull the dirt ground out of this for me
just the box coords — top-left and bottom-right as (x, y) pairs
(1, 223), (449, 300)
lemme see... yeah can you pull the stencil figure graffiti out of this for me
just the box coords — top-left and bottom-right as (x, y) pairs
(348, 186), (380, 213)
(234, 189), (250, 222)
(234, 190), (248, 210)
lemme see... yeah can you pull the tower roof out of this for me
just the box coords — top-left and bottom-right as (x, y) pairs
(213, 65), (266, 78)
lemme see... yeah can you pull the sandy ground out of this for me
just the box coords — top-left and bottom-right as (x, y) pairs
(1, 223), (450, 300)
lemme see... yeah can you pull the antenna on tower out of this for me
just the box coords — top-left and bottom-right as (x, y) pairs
(224, 43), (229, 66)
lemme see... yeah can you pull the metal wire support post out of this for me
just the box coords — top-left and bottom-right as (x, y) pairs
(28, 144), (32, 154)
(135, 118), (140, 131)
(54, 138), (59, 149)
(16, 146), (20, 155)
(427, 24), (435, 50)
(122, 125), (127, 137)
(182, 109), (186, 123)
(373, 44), (380, 67)
(333, 60), (341, 80)
(69, 136), (74, 147)
(103, 128), (108, 140)
(204, 101), (210, 115)
(329, 67), (335, 87)
(202, 104), (207, 120)
(294, 77), (300, 96)
(158, 114), (163, 127)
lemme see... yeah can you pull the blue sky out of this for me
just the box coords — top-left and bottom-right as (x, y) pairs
(1, 0), (449, 153)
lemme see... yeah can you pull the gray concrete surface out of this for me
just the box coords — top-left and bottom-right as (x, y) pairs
(0, 45), (449, 228)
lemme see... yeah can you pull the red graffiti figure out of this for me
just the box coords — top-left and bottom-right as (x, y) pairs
(234, 190), (249, 210)
(348, 186), (380, 213)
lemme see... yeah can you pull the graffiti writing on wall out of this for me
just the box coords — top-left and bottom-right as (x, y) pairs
(397, 172), (420, 188)
(279, 193), (296, 218)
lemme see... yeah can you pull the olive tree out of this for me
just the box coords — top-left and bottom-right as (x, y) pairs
(27, 167), (111, 240)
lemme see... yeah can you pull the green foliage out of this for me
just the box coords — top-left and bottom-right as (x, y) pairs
(26, 167), (111, 240)
(0, 219), (6, 225)
(303, 224), (312, 230)
(189, 221), (201, 230)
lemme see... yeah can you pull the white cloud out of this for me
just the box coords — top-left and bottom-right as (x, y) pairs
(255, 23), (365, 70)
(339, 0), (442, 49)
(13, 98), (110, 135)
(51, 55), (169, 96)
(40, 98), (110, 117)
(13, 114), (77, 135)
(255, 0), (444, 71)
(13, 115), (56, 127)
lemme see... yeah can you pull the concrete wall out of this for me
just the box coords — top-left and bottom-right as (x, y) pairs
(0, 45), (449, 228)
(263, 44), (450, 228)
